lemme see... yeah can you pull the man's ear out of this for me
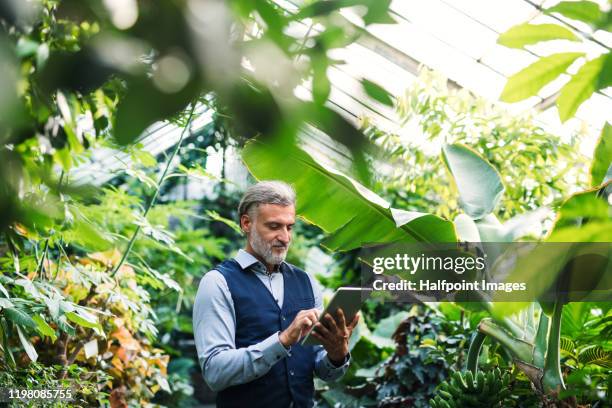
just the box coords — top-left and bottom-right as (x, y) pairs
(240, 214), (251, 233)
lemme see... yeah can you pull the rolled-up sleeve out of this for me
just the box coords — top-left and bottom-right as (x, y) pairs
(193, 270), (291, 392)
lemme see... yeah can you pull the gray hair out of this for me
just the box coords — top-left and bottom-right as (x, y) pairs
(238, 181), (296, 222)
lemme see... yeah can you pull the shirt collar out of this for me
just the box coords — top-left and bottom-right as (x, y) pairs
(234, 248), (287, 273)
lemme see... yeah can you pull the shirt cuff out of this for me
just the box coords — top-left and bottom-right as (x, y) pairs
(323, 352), (351, 369)
(260, 331), (292, 366)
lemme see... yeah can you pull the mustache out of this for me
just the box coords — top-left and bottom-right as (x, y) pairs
(271, 242), (288, 249)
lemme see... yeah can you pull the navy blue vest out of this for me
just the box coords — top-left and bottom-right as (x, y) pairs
(215, 259), (317, 408)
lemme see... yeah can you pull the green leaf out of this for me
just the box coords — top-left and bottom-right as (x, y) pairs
(16, 38), (40, 58)
(502, 208), (550, 240)
(114, 77), (198, 145)
(547, 1), (603, 27)
(301, 103), (372, 184)
(560, 337), (575, 354)
(362, 79), (394, 107)
(294, 0), (394, 25)
(500, 52), (584, 102)
(57, 316), (76, 336)
(498, 23), (578, 49)
(65, 311), (102, 331)
(44, 295), (61, 320)
(597, 53), (612, 90)
(372, 311), (409, 338)
(254, 0), (286, 34)
(32, 314), (57, 342)
(1, 318), (16, 368)
(590, 122), (612, 186)
(66, 218), (113, 250)
(534, 312), (549, 368)
(454, 213), (481, 242)
(442, 144), (504, 220)
(294, 0), (345, 19)
(4, 308), (37, 330)
(0, 281), (9, 298)
(561, 302), (590, 337)
(0, 299), (14, 308)
(242, 139), (457, 251)
(321, 389), (361, 408)
(205, 210), (242, 234)
(473, 208), (549, 244)
(578, 346), (612, 368)
(557, 55), (606, 122)
(15, 278), (42, 299)
(549, 189), (611, 242)
(16, 326), (38, 362)
(355, 365), (380, 378)
(311, 52), (331, 105)
(131, 150), (157, 168)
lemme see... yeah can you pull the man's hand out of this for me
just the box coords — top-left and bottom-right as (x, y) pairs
(279, 309), (319, 347)
(311, 309), (359, 365)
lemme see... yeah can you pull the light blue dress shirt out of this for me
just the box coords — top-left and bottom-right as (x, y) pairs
(193, 249), (351, 392)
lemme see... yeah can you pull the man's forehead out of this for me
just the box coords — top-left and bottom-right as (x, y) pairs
(257, 203), (295, 221)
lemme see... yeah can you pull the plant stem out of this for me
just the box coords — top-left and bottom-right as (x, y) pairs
(533, 311), (549, 369)
(542, 299), (565, 393)
(35, 239), (50, 279)
(478, 318), (533, 363)
(110, 103), (197, 278)
(466, 330), (487, 374)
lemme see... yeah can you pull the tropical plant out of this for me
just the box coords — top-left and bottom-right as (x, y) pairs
(0, 0), (404, 404)
(430, 368), (512, 408)
(242, 114), (611, 406)
(315, 304), (484, 408)
(0, 0), (398, 235)
(366, 68), (588, 222)
(443, 127), (611, 405)
(497, 0), (611, 122)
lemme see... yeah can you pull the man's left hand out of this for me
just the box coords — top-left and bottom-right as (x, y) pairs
(311, 309), (359, 365)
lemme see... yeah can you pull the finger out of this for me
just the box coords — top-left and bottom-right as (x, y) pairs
(299, 315), (315, 329)
(297, 308), (318, 322)
(306, 310), (320, 323)
(310, 330), (329, 346)
(313, 322), (332, 338)
(297, 308), (317, 317)
(296, 309), (311, 317)
(349, 312), (360, 329)
(336, 308), (347, 329)
(299, 313), (317, 330)
(323, 313), (339, 333)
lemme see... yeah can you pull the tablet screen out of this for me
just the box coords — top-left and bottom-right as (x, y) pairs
(300, 287), (372, 346)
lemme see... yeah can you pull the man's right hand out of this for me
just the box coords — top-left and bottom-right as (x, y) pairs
(279, 309), (319, 347)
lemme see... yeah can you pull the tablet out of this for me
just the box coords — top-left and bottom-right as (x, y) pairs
(300, 287), (372, 346)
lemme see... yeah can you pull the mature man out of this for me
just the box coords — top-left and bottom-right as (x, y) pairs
(193, 180), (359, 408)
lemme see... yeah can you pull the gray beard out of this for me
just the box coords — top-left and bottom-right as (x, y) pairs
(249, 228), (289, 267)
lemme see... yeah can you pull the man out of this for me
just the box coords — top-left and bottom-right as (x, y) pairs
(193, 180), (359, 408)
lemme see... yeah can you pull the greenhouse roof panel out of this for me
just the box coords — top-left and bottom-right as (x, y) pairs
(275, 0), (611, 136)
(81, 0), (610, 184)
(389, 0), (499, 60)
(438, 0), (537, 33)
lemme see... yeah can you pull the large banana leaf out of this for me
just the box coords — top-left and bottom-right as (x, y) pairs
(493, 189), (612, 308)
(241, 139), (456, 250)
(590, 122), (611, 186)
(442, 144), (504, 220)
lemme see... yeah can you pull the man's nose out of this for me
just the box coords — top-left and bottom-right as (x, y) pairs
(277, 227), (291, 244)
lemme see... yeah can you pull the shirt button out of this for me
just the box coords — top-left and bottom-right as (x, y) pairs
(289, 370), (294, 376)
(282, 316), (286, 321)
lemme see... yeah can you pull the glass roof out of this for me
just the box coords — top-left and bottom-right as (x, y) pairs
(76, 0), (611, 186)
(286, 0), (611, 155)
